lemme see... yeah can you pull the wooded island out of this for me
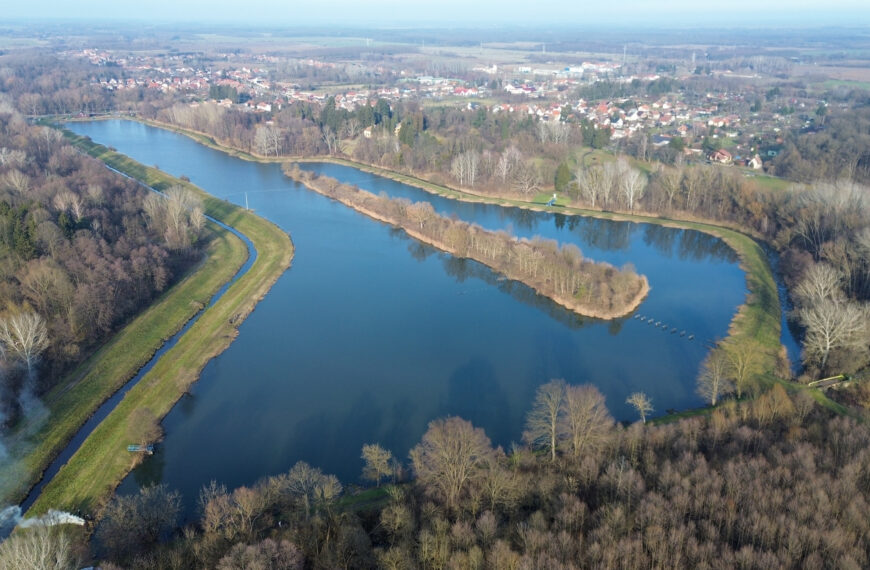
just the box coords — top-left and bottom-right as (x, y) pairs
(285, 165), (649, 319)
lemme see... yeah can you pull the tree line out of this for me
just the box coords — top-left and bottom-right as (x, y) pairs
(0, 108), (205, 430)
(284, 166), (647, 319)
(9, 379), (870, 568)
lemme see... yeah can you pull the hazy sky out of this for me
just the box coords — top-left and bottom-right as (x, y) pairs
(5, 0), (870, 26)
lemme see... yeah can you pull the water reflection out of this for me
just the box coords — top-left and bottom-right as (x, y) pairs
(444, 358), (512, 447)
(69, 121), (754, 516)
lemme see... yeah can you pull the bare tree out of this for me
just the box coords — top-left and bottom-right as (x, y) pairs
(361, 443), (394, 487)
(799, 298), (867, 371)
(409, 417), (497, 511)
(343, 117), (361, 139)
(160, 185), (204, 250)
(255, 125), (283, 157)
(697, 346), (734, 406)
(451, 151), (480, 187)
(0, 147), (28, 168)
(0, 312), (49, 374)
(97, 484), (181, 562)
(617, 160), (647, 211)
(724, 340), (762, 398)
(407, 202), (435, 231)
(2, 169), (30, 194)
(495, 146), (522, 183)
(217, 539), (303, 570)
(321, 127), (341, 156)
(511, 161), (541, 196)
(656, 167), (682, 211)
(279, 461), (342, 520)
(537, 120), (570, 145)
(794, 263), (843, 306)
(626, 392), (653, 423)
(575, 165), (599, 208)
(600, 161), (618, 209)
(0, 525), (79, 570)
(560, 384), (613, 458)
(523, 379), (566, 462)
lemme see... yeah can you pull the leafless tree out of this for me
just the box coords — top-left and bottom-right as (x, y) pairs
(451, 150), (480, 187)
(0, 525), (79, 570)
(0, 311), (49, 373)
(321, 127), (341, 156)
(164, 185), (202, 250)
(617, 160), (647, 211)
(511, 161), (541, 196)
(575, 165), (605, 208)
(799, 298), (867, 371)
(217, 539), (303, 570)
(697, 346), (734, 406)
(343, 117), (361, 139)
(53, 190), (83, 221)
(600, 161), (618, 209)
(656, 167), (682, 212)
(0, 147), (28, 168)
(560, 384), (612, 458)
(361, 443), (394, 487)
(254, 124), (283, 157)
(495, 146), (522, 183)
(407, 202), (435, 231)
(523, 379), (566, 462)
(2, 169), (30, 194)
(626, 392), (653, 423)
(537, 120), (570, 145)
(724, 340), (761, 398)
(794, 263), (843, 306)
(279, 461), (342, 520)
(410, 417), (497, 511)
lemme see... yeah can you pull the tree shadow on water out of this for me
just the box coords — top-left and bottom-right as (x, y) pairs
(441, 358), (512, 447)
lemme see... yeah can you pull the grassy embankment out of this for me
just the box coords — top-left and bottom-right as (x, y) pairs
(0, 163), (247, 506)
(22, 132), (293, 516)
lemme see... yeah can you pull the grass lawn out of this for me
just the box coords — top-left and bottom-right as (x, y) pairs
(21, 133), (293, 516)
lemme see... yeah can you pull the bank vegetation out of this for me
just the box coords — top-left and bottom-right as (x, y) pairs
(285, 166), (648, 320)
(13, 378), (870, 569)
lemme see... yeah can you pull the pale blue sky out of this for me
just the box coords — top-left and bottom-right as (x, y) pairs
(5, 0), (870, 26)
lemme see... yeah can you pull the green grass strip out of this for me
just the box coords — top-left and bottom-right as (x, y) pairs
(22, 133), (293, 516)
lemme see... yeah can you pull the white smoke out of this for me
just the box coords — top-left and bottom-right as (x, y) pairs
(0, 505), (85, 538)
(0, 505), (21, 536)
(19, 509), (85, 528)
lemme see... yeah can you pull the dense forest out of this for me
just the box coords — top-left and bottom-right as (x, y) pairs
(0, 103), (205, 430)
(285, 167), (648, 319)
(6, 380), (868, 569)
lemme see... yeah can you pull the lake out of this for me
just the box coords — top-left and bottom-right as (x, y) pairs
(69, 120), (762, 513)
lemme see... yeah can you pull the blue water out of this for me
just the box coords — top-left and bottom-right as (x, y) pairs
(69, 120), (757, 513)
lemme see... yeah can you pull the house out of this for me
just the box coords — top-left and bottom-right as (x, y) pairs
(709, 149), (732, 164)
(748, 154), (763, 170)
(363, 127), (372, 139)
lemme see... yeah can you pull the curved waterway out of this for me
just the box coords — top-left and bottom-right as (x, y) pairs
(69, 120), (772, 515)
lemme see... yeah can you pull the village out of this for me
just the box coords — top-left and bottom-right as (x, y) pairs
(68, 44), (833, 171)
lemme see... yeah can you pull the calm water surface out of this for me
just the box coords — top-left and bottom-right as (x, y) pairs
(71, 121), (752, 512)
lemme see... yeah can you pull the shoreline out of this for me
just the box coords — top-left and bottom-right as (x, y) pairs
(288, 169), (650, 320)
(97, 117), (783, 382)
